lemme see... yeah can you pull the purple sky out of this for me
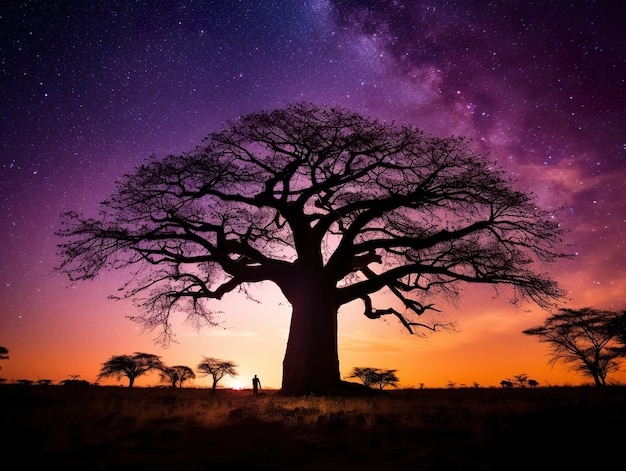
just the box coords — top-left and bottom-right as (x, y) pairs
(1, 1), (625, 387)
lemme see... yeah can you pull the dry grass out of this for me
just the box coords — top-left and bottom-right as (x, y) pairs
(2, 384), (625, 469)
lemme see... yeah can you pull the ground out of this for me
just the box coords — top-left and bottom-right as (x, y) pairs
(2, 385), (624, 469)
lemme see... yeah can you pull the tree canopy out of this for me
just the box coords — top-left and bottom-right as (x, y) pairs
(56, 103), (568, 394)
(523, 307), (625, 387)
(0, 346), (8, 367)
(160, 365), (196, 388)
(348, 367), (399, 390)
(97, 352), (164, 388)
(197, 357), (238, 391)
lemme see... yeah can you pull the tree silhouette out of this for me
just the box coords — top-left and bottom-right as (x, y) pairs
(197, 357), (238, 391)
(523, 307), (625, 387)
(513, 373), (529, 388)
(348, 367), (399, 390)
(606, 308), (626, 356)
(97, 352), (164, 388)
(0, 346), (8, 369)
(56, 103), (568, 395)
(60, 378), (90, 387)
(160, 365), (196, 388)
(0, 346), (9, 383)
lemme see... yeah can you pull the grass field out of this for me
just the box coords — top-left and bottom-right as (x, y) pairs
(1, 384), (624, 469)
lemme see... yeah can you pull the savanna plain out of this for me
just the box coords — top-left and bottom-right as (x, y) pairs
(2, 384), (624, 470)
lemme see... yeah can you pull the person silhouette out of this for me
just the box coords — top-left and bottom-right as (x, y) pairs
(252, 374), (261, 396)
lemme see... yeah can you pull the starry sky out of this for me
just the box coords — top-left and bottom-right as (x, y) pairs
(1, 1), (625, 389)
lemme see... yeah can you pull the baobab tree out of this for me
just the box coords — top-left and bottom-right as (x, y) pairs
(56, 103), (568, 395)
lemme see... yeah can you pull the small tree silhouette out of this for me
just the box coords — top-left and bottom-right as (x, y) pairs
(160, 365), (196, 388)
(0, 345), (8, 383)
(348, 367), (399, 390)
(60, 378), (90, 387)
(0, 346), (8, 369)
(513, 373), (529, 388)
(97, 352), (164, 388)
(197, 357), (238, 391)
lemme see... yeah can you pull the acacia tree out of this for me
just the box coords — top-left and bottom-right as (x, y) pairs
(348, 367), (399, 390)
(523, 307), (625, 387)
(197, 357), (238, 391)
(513, 373), (529, 388)
(160, 365), (196, 388)
(607, 308), (626, 355)
(0, 346), (8, 369)
(97, 352), (164, 388)
(56, 103), (567, 395)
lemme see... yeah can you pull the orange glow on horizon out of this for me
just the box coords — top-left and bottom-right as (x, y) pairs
(3, 259), (625, 390)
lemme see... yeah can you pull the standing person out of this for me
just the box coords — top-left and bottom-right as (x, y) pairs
(252, 374), (261, 396)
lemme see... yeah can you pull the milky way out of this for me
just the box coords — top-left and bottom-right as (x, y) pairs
(1, 1), (625, 386)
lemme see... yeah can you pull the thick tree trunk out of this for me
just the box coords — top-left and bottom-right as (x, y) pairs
(280, 278), (341, 395)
